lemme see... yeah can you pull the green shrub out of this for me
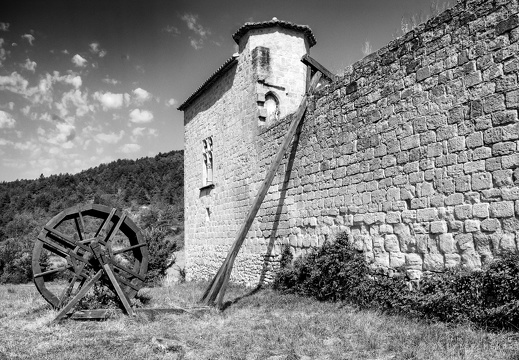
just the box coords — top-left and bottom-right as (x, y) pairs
(143, 227), (176, 285)
(0, 238), (34, 284)
(273, 232), (519, 331)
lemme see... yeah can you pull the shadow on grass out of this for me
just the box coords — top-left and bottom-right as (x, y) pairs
(220, 285), (263, 311)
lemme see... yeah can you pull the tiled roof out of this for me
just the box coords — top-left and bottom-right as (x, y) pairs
(177, 54), (238, 111)
(232, 17), (316, 48)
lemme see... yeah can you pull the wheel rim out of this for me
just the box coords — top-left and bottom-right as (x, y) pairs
(32, 204), (148, 309)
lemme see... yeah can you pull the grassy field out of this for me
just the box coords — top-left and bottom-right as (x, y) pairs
(1, 282), (519, 360)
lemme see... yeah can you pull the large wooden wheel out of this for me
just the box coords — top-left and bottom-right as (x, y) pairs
(32, 204), (148, 318)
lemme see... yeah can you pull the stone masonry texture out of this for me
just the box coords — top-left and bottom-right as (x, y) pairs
(183, 0), (519, 285)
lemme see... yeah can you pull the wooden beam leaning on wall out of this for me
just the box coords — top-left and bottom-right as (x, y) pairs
(200, 70), (323, 309)
(301, 54), (336, 82)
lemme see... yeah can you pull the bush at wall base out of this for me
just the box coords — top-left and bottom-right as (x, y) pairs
(273, 232), (519, 331)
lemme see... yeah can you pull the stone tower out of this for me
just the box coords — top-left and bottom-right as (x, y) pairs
(179, 18), (316, 285)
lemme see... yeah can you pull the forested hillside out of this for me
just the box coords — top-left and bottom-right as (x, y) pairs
(0, 150), (184, 284)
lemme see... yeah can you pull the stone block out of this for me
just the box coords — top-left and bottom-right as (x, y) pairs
(390, 252), (405, 268)
(471, 172), (492, 190)
(466, 132), (483, 148)
(416, 66), (431, 81)
(500, 233), (517, 252)
(456, 233), (474, 251)
(496, 14), (519, 35)
(386, 211), (401, 224)
(401, 135), (420, 150)
(423, 253), (445, 271)
(454, 204), (472, 220)
(472, 146), (492, 160)
(492, 110), (518, 126)
(439, 233), (455, 254)
(461, 251), (481, 270)
(455, 176), (471, 193)
(489, 201), (515, 218)
(473, 203), (489, 218)
(430, 221), (448, 234)
(447, 136), (466, 152)
(415, 234), (429, 254)
(502, 154), (519, 169)
(483, 94), (506, 114)
(445, 253), (461, 268)
(427, 142), (443, 157)
(405, 253), (423, 270)
(502, 188), (519, 201)
(374, 252), (390, 268)
(464, 219), (480, 232)
(384, 234), (400, 252)
(493, 142), (516, 156)
(484, 127), (504, 144)
(493, 169), (513, 187)
(474, 233), (491, 256)
(417, 208), (438, 222)
(463, 160), (485, 173)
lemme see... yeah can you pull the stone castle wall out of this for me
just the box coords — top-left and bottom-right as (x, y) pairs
(253, 0), (519, 281)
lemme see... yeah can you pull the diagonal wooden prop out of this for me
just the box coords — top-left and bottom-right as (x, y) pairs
(200, 70), (323, 308)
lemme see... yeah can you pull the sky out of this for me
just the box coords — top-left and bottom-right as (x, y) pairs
(0, 0), (451, 182)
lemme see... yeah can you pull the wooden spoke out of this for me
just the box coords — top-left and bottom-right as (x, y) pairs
(57, 276), (79, 308)
(94, 207), (116, 237)
(104, 212), (126, 244)
(110, 261), (145, 281)
(112, 242), (147, 255)
(33, 265), (72, 279)
(43, 226), (90, 252)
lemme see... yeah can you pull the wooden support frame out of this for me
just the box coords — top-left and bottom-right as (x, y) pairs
(301, 54), (336, 82)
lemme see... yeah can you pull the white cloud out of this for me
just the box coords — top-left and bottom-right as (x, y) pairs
(61, 49), (69, 54)
(59, 88), (91, 117)
(21, 58), (37, 72)
(133, 88), (151, 103)
(190, 39), (203, 50)
(130, 127), (158, 142)
(21, 34), (35, 45)
(39, 113), (52, 122)
(181, 13), (210, 38)
(119, 143), (141, 154)
(54, 72), (82, 88)
(0, 102), (14, 111)
(132, 127), (146, 137)
(0, 72), (29, 94)
(166, 98), (177, 107)
(21, 105), (30, 116)
(94, 130), (124, 144)
(0, 110), (16, 128)
(72, 54), (87, 67)
(0, 23), (9, 32)
(163, 25), (180, 35)
(55, 123), (76, 143)
(181, 13), (211, 50)
(102, 77), (119, 85)
(129, 109), (154, 124)
(89, 42), (107, 58)
(94, 91), (128, 110)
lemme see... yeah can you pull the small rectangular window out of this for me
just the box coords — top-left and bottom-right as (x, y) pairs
(202, 136), (213, 186)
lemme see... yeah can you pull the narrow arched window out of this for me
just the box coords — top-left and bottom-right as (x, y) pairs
(264, 93), (279, 125)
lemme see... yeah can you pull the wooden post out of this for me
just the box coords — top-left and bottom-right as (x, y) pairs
(200, 71), (323, 308)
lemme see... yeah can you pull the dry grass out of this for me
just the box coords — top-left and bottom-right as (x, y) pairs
(1, 282), (519, 359)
